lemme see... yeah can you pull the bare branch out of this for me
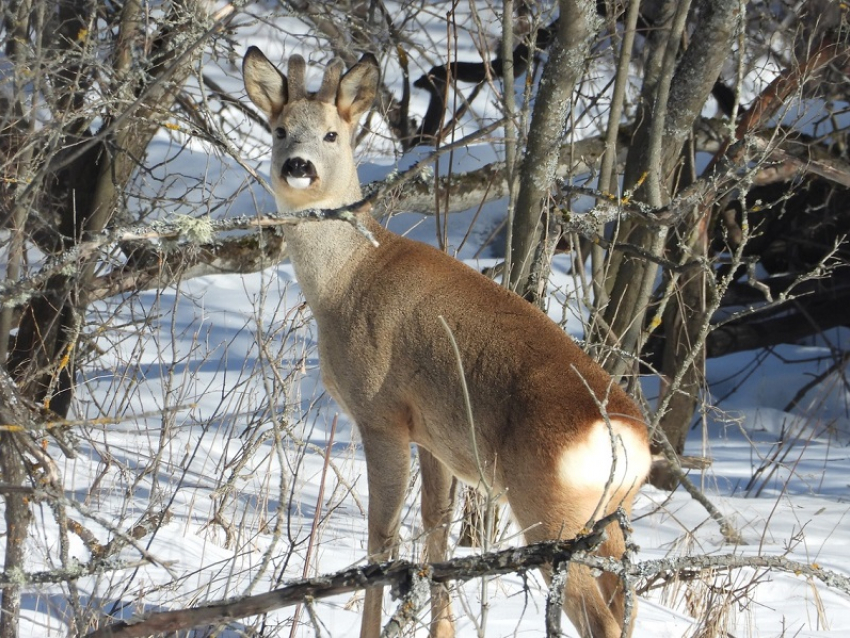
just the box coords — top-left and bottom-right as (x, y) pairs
(85, 516), (616, 638)
(83, 505), (850, 638)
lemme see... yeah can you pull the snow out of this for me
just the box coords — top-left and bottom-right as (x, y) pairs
(11, 3), (850, 637)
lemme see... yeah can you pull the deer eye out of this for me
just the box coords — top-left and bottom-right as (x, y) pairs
(323, 131), (338, 143)
(275, 127), (287, 140)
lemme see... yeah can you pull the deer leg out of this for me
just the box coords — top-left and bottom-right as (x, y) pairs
(596, 518), (636, 638)
(360, 429), (411, 638)
(419, 448), (456, 638)
(508, 482), (626, 638)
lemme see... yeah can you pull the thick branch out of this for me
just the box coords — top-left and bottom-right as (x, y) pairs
(86, 522), (611, 638)
(85, 508), (850, 638)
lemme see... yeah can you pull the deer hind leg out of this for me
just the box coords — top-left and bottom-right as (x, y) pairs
(597, 518), (637, 638)
(508, 484), (628, 638)
(520, 523), (624, 638)
(418, 448), (457, 638)
(359, 428), (411, 638)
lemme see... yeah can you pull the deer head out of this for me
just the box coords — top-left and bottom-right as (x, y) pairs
(242, 47), (379, 213)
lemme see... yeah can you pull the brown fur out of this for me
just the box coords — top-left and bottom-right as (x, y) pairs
(242, 46), (651, 638)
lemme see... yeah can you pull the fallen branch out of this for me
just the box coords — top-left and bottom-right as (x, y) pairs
(83, 503), (850, 638)
(85, 514), (616, 638)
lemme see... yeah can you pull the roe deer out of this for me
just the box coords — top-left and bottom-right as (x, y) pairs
(242, 46), (651, 638)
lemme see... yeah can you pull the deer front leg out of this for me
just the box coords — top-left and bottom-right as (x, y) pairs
(419, 448), (457, 638)
(360, 429), (411, 638)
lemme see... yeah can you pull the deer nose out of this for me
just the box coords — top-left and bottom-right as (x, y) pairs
(282, 157), (317, 180)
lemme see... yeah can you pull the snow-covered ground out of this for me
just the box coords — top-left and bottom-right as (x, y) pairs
(13, 2), (850, 636)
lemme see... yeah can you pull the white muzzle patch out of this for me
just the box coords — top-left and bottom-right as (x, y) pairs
(286, 176), (313, 190)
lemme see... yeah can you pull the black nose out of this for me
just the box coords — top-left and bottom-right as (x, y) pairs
(282, 157), (317, 180)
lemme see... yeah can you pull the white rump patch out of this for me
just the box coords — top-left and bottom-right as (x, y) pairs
(558, 419), (650, 495)
(286, 176), (312, 190)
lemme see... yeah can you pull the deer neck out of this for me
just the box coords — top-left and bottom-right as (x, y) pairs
(280, 193), (379, 313)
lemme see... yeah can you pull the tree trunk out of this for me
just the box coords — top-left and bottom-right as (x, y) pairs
(652, 213), (710, 490)
(0, 434), (32, 638)
(599, 0), (740, 380)
(508, 0), (594, 297)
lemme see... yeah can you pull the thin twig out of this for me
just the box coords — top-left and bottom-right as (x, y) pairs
(1, 117), (508, 310)
(783, 351), (850, 413)
(289, 414), (338, 638)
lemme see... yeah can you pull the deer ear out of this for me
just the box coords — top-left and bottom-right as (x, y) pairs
(243, 46), (288, 119)
(337, 53), (379, 123)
